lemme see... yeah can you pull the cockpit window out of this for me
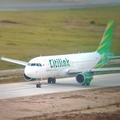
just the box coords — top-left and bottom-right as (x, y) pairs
(27, 63), (42, 67)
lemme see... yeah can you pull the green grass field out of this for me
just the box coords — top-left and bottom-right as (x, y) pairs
(0, 6), (120, 70)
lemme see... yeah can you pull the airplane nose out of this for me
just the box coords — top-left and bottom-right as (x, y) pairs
(24, 66), (33, 78)
(24, 66), (37, 81)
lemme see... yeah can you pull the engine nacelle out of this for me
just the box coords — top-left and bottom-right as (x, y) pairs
(24, 73), (36, 81)
(76, 72), (93, 85)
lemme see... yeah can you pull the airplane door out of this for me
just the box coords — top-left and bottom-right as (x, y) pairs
(44, 59), (52, 78)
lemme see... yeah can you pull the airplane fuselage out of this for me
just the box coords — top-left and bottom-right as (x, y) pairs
(24, 51), (100, 79)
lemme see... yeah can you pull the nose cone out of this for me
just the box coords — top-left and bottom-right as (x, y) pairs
(24, 66), (33, 78)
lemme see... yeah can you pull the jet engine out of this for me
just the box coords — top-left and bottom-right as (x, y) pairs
(76, 72), (93, 85)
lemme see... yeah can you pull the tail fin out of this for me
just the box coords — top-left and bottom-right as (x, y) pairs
(94, 20), (114, 68)
(96, 20), (114, 54)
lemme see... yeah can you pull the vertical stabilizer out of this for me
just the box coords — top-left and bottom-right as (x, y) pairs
(94, 20), (114, 68)
(96, 20), (114, 54)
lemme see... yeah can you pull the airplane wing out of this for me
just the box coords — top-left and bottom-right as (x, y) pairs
(0, 56), (28, 66)
(91, 67), (120, 72)
(67, 67), (120, 74)
(67, 69), (83, 74)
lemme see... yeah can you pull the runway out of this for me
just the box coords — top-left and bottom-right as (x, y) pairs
(0, 73), (120, 99)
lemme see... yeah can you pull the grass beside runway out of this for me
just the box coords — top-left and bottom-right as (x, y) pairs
(0, 73), (24, 84)
(0, 6), (120, 70)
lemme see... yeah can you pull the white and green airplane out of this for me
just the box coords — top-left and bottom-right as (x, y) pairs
(1, 20), (120, 87)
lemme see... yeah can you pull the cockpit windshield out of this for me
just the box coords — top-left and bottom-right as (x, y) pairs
(27, 63), (42, 67)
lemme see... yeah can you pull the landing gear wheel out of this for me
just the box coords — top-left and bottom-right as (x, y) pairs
(48, 78), (52, 83)
(86, 83), (90, 86)
(52, 78), (56, 84)
(82, 83), (90, 86)
(36, 83), (41, 88)
(48, 78), (56, 84)
(82, 84), (85, 86)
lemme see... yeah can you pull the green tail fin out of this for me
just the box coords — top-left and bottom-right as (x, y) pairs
(96, 20), (114, 54)
(94, 20), (114, 68)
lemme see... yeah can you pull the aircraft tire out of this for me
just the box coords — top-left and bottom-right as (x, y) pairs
(48, 78), (52, 83)
(82, 84), (85, 86)
(52, 78), (56, 84)
(86, 83), (90, 86)
(36, 83), (41, 88)
(36, 83), (38, 88)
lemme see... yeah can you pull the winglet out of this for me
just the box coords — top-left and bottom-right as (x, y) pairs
(0, 56), (4, 60)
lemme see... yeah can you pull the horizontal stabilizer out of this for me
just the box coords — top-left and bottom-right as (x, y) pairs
(108, 56), (120, 59)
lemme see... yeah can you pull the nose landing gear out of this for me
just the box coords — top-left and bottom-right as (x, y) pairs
(36, 79), (41, 88)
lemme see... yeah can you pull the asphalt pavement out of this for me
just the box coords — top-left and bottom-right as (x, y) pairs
(0, 73), (120, 99)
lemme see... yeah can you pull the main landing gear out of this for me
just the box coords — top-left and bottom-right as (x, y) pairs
(48, 77), (56, 84)
(82, 83), (90, 86)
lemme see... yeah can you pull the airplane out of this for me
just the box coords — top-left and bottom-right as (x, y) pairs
(0, 20), (120, 88)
